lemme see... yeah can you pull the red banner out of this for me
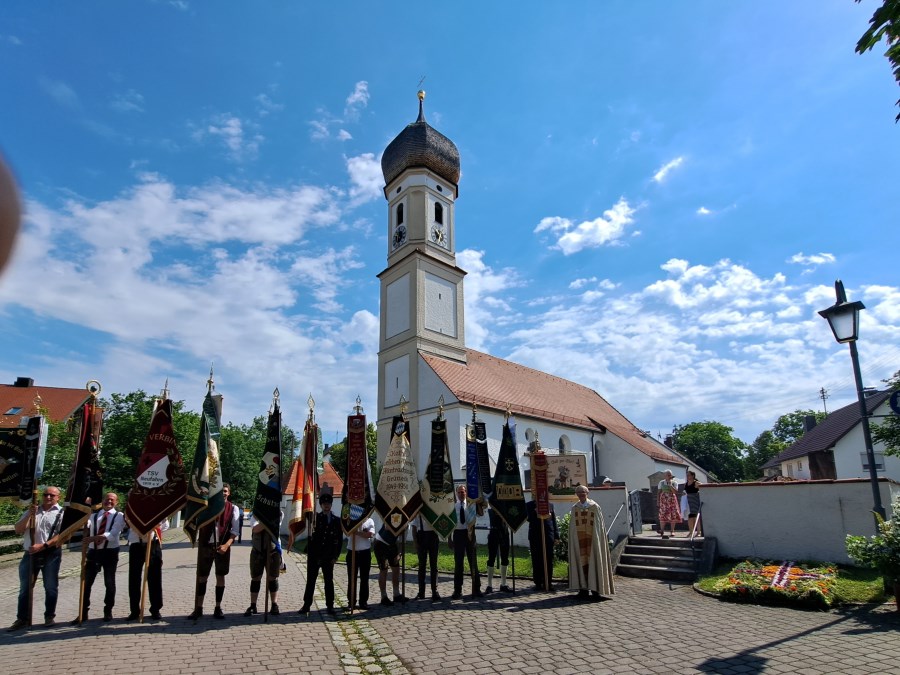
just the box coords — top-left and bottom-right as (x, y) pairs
(531, 451), (550, 519)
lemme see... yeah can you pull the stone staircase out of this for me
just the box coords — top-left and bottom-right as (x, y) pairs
(616, 535), (704, 581)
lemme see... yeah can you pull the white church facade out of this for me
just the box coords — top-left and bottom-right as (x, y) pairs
(375, 92), (703, 493)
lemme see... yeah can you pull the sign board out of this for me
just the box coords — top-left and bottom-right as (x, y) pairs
(545, 453), (589, 497)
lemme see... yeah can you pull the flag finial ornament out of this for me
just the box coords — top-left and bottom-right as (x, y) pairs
(86, 380), (102, 398)
(160, 379), (169, 401)
(399, 394), (408, 416)
(207, 364), (215, 394)
(31, 392), (43, 415)
(354, 395), (363, 415)
(437, 394), (444, 420)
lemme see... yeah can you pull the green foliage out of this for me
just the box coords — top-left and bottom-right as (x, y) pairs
(772, 409), (826, 445)
(846, 497), (900, 582)
(40, 417), (80, 491)
(0, 500), (24, 526)
(673, 421), (746, 482)
(744, 410), (826, 479)
(219, 417), (267, 506)
(854, 0), (900, 121)
(872, 370), (900, 457)
(554, 512), (569, 562)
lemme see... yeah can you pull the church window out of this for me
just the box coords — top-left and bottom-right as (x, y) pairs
(396, 186), (401, 194)
(435, 202), (443, 224)
(436, 184), (443, 192)
(558, 435), (571, 454)
(397, 203), (404, 226)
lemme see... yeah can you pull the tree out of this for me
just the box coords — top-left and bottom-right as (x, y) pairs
(772, 409), (827, 445)
(672, 421), (746, 483)
(872, 370), (900, 456)
(855, 0), (900, 121)
(744, 429), (785, 480)
(219, 417), (267, 506)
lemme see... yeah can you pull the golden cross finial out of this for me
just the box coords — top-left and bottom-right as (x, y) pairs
(399, 394), (408, 416)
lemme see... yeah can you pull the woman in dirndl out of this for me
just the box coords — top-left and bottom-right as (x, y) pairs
(657, 470), (681, 538)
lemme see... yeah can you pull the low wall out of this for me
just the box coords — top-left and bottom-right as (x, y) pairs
(701, 478), (898, 564)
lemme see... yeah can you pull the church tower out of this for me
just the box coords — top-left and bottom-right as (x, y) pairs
(377, 91), (466, 456)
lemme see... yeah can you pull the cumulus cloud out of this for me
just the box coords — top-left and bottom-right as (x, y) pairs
(457, 249), (521, 351)
(337, 129), (352, 141)
(697, 206), (711, 215)
(652, 156), (685, 183)
(111, 89), (145, 113)
(255, 93), (284, 117)
(346, 153), (383, 205)
(196, 114), (263, 161)
(310, 82), (370, 140)
(534, 197), (637, 255)
(788, 252), (836, 267)
(344, 81), (369, 117)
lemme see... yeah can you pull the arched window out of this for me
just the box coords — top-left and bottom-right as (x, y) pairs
(397, 203), (404, 226)
(558, 435), (571, 454)
(434, 201), (443, 224)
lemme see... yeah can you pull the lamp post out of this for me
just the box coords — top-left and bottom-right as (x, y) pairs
(818, 280), (886, 524)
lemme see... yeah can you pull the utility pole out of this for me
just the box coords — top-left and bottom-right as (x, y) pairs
(818, 387), (829, 415)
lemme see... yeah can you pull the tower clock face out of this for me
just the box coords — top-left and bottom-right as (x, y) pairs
(392, 224), (407, 249)
(430, 224), (448, 249)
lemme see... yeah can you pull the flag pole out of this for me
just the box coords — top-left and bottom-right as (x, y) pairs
(349, 533), (357, 614)
(139, 531), (151, 623)
(26, 487), (37, 627)
(75, 498), (92, 624)
(263, 531), (270, 623)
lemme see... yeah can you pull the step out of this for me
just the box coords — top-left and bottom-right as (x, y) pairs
(624, 544), (699, 557)
(616, 563), (697, 582)
(619, 553), (698, 569)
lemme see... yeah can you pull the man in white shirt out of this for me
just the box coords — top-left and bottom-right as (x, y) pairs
(346, 516), (375, 610)
(9, 486), (64, 630)
(73, 492), (125, 623)
(126, 518), (169, 621)
(451, 484), (483, 600)
(189, 484), (241, 620)
(412, 513), (440, 601)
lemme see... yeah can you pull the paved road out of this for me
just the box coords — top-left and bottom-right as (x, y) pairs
(0, 527), (897, 674)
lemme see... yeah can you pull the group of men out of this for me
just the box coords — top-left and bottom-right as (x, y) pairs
(9, 482), (613, 629)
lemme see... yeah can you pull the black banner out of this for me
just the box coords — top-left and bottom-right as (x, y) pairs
(251, 401), (283, 541)
(489, 418), (527, 532)
(59, 402), (104, 541)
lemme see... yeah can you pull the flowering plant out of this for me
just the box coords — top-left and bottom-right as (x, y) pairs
(846, 498), (900, 584)
(712, 560), (837, 609)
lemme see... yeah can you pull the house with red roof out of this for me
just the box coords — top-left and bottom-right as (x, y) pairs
(0, 376), (92, 428)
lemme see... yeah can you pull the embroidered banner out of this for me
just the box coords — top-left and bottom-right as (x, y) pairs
(341, 413), (375, 535)
(251, 400), (283, 542)
(489, 417), (527, 532)
(289, 417), (319, 536)
(59, 401), (104, 541)
(183, 391), (225, 545)
(419, 418), (456, 539)
(375, 416), (422, 535)
(530, 450), (550, 519)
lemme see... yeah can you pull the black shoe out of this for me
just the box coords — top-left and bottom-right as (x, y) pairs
(380, 596), (394, 606)
(188, 608), (202, 620)
(149, 610), (162, 620)
(326, 607), (336, 615)
(103, 610), (113, 622)
(395, 594), (409, 603)
(8, 619), (27, 631)
(577, 590), (589, 600)
(298, 605), (310, 615)
(533, 583), (544, 591)
(43, 617), (55, 627)
(499, 585), (512, 593)
(484, 586), (493, 594)
(213, 607), (224, 619)
(431, 592), (441, 602)
(472, 590), (484, 598)
(70, 614), (87, 625)
(243, 605), (256, 617)
(270, 603), (280, 616)
(415, 590), (426, 600)
(451, 591), (462, 600)
(358, 601), (368, 609)
(125, 612), (138, 622)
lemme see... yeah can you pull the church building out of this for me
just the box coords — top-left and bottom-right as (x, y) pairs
(375, 92), (695, 491)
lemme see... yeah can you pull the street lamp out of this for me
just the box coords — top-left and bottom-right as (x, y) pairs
(818, 279), (886, 523)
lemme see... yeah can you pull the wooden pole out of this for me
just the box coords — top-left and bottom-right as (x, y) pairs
(26, 488), (38, 627)
(76, 511), (91, 624)
(349, 532), (357, 614)
(540, 520), (549, 592)
(263, 531), (270, 623)
(139, 532), (152, 623)
(400, 529), (406, 598)
(509, 528), (516, 593)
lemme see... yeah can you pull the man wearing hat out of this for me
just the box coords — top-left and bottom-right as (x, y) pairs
(297, 492), (343, 615)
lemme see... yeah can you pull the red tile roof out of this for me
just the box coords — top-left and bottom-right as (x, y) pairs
(282, 458), (344, 497)
(421, 349), (680, 464)
(0, 382), (91, 428)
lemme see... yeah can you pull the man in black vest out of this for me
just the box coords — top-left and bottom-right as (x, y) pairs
(189, 484), (240, 620)
(297, 492), (343, 615)
(73, 492), (126, 622)
(527, 499), (559, 591)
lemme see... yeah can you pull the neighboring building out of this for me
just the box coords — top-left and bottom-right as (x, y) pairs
(761, 390), (899, 482)
(374, 93), (697, 492)
(0, 376), (92, 428)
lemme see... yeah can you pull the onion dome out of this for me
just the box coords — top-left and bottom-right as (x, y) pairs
(381, 91), (460, 190)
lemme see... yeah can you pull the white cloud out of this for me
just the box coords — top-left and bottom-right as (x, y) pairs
(3, 35), (22, 45)
(697, 206), (711, 215)
(197, 115), (264, 162)
(344, 81), (369, 118)
(39, 77), (79, 109)
(309, 119), (330, 141)
(255, 93), (284, 117)
(457, 249), (521, 351)
(337, 129), (353, 141)
(534, 197), (637, 255)
(652, 156), (685, 183)
(110, 89), (145, 113)
(346, 153), (383, 205)
(788, 252), (836, 267)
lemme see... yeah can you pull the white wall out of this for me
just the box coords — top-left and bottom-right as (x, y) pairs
(701, 478), (898, 564)
(832, 402), (900, 482)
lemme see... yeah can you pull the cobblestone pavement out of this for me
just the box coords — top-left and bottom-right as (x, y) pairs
(0, 528), (897, 674)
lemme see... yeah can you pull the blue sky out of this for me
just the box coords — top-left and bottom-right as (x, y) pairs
(1, 1), (898, 447)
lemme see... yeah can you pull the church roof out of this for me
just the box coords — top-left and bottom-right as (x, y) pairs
(421, 349), (680, 464)
(381, 92), (460, 191)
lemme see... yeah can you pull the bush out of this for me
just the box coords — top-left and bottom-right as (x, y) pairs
(846, 497), (900, 584)
(555, 512), (569, 562)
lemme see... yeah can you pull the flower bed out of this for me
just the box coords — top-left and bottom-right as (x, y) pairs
(711, 560), (838, 609)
